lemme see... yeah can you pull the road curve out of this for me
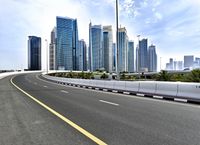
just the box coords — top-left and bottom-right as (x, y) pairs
(1, 73), (200, 145)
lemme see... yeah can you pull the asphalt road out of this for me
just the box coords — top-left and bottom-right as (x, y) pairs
(1, 73), (200, 145)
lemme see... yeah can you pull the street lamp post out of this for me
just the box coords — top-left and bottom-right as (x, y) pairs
(45, 39), (48, 74)
(116, 0), (119, 79)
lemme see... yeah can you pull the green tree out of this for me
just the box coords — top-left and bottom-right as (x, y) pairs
(185, 69), (200, 82)
(156, 70), (171, 81)
(100, 73), (108, 79)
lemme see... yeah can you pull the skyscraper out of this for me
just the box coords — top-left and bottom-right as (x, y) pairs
(136, 45), (139, 72)
(148, 44), (157, 72)
(28, 36), (41, 70)
(138, 38), (148, 72)
(128, 41), (134, 72)
(89, 22), (103, 71)
(49, 27), (56, 70)
(103, 26), (113, 72)
(184, 55), (194, 69)
(166, 58), (174, 70)
(56, 16), (79, 70)
(112, 43), (116, 72)
(118, 27), (128, 72)
(78, 39), (87, 71)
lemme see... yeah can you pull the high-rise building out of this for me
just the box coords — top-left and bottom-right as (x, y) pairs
(148, 44), (157, 72)
(49, 27), (56, 70)
(56, 16), (79, 70)
(89, 22), (103, 71)
(128, 41), (134, 72)
(166, 58), (174, 70)
(136, 45), (139, 72)
(194, 57), (200, 68)
(138, 38), (148, 72)
(28, 36), (41, 70)
(118, 27), (128, 72)
(112, 43), (116, 72)
(78, 39), (87, 71)
(103, 26), (113, 72)
(175, 61), (183, 70)
(184, 55), (194, 68)
(169, 58), (174, 70)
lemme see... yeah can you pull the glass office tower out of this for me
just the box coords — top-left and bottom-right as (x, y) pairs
(128, 41), (134, 72)
(28, 36), (41, 70)
(118, 27), (128, 72)
(89, 22), (103, 72)
(78, 39), (87, 71)
(56, 16), (79, 70)
(148, 44), (157, 72)
(103, 26), (113, 73)
(138, 38), (148, 72)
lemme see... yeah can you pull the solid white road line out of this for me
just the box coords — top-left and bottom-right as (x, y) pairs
(43, 85), (48, 88)
(61, 90), (69, 94)
(99, 100), (119, 106)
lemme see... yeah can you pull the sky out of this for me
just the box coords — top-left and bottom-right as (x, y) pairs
(0, 0), (200, 70)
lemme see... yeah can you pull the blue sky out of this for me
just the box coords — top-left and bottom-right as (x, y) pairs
(0, 0), (200, 70)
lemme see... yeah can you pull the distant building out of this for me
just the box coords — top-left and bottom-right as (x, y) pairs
(138, 38), (148, 72)
(166, 63), (171, 70)
(177, 61), (183, 70)
(165, 58), (174, 70)
(118, 27), (128, 72)
(169, 58), (174, 70)
(184, 55), (194, 69)
(56, 16), (79, 70)
(128, 41), (134, 72)
(103, 26), (113, 72)
(136, 45), (139, 72)
(49, 27), (56, 70)
(78, 39), (87, 71)
(28, 36), (41, 70)
(89, 22), (103, 71)
(148, 44), (157, 72)
(112, 43), (116, 72)
(194, 57), (200, 69)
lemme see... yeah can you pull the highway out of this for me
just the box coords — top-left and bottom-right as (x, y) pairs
(0, 73), (200, 145)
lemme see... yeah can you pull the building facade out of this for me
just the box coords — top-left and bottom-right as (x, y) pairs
(56, 16), (79, 70)
(184, 55), (194, 69)
(28, 36), (41, 70)
(138, 39), (148, 72)
(118, 27), (128, 72)
(78, 39), (87, 71)
(112, 43), (116, 72)
(49, 28), (56, 70)
(103, 26), (113, 72)
(148, 44), (157, 72)
(136, 45), (139, 72)
(89, 22), (103, 71)
(128, 41), (134, 72)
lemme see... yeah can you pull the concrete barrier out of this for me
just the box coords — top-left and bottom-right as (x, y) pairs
(155, 82), (178, 97)
(177, 82), (200, 101)
(138, 81), (156, 95)
(124, 81), (139, 93)
(43, 75), (200, 103)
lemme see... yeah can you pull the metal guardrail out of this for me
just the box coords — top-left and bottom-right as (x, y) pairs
(43, 75), (200, 103)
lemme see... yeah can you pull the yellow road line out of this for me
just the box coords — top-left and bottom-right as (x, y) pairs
(10, 76), (107, 145)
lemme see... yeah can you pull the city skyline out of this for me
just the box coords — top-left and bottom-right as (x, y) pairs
(0, 0), (200, 70)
